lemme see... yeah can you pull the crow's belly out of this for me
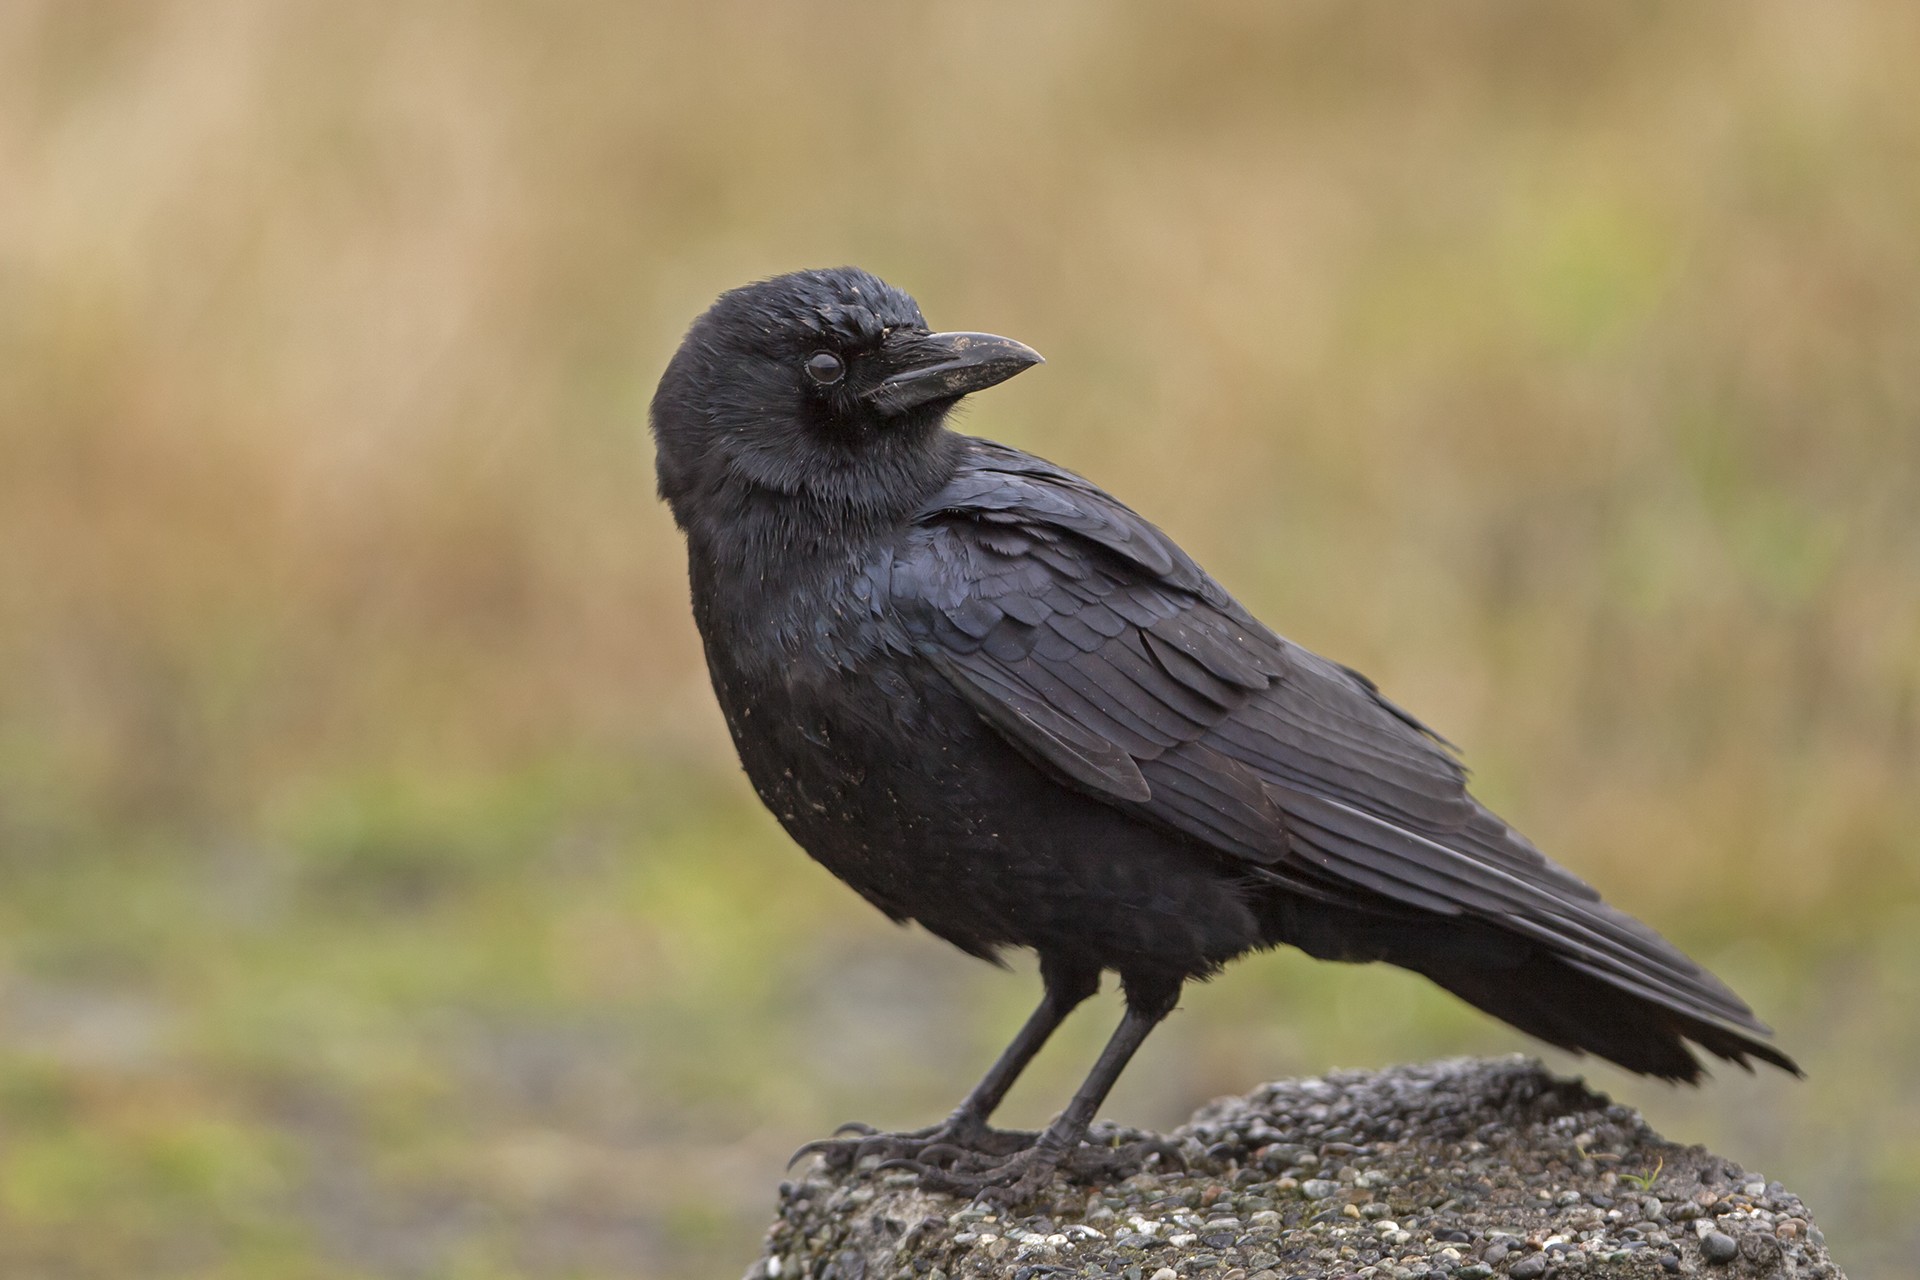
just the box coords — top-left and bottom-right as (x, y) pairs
(728, 671), (1263, 981)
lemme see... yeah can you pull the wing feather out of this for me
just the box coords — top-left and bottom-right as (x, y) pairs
(924, 647), (1152, 803)
(892, 438), (1785, 1056)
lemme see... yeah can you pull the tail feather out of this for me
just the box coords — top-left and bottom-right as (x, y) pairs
(1418, 950), (1801, 1081)
(1257, 893), (1801, 1081)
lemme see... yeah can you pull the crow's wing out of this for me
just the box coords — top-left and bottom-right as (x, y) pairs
(892, 439), (1781, 1048)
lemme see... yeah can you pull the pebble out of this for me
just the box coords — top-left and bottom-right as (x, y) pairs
(1151, 1270), (1179, 1280)
(1507, 1254), (1549, 1280)
(1701, 1231), (1738, 1263)
(1300, 1179), (1341, 1200)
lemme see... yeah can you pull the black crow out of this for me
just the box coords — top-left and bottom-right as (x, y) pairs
(650, 267), (1798, 1199)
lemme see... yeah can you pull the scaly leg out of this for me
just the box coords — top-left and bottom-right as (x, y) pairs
(888, 975), (1184, 1203)
(789, 957), (1100, 1171)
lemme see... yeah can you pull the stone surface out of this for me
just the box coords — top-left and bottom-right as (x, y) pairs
(747, 1056), (1841, 1280)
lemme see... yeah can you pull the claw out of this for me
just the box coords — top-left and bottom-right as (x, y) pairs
(785, 1121), (1081, 1197)
(870, 1142), (1068, 1205)
(911, 1142), (973, 1168)
(972, 1179), (1032, 1208)
(787, 1135), (867, 1171)
(908, 1163), (983, 1195)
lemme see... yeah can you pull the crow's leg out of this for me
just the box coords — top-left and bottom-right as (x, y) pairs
(789, 957), (1099, 1171)
(892, 975), (1184, 1203)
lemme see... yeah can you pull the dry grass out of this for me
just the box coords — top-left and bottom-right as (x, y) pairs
(2, 3), (1916, 1277)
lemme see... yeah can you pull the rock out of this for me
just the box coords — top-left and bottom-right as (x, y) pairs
(749, 1057), (1844, 1280)
(1702, 1230), (1739, 1263)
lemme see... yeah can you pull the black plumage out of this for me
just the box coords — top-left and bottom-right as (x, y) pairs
(650, 267), (1798, 1199)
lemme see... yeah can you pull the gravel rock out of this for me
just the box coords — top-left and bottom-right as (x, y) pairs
(1703, 1230), (1740, 1263)
(749, 1056), (1844, 1280)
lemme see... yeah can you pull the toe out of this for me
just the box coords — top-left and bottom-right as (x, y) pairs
(786, 1138), (843, 1170)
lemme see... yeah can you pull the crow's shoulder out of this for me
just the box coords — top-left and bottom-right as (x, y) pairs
(913, 438), (1222, 601)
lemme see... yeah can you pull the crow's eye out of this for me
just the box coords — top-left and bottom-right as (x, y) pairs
(805, 351), (846, 385)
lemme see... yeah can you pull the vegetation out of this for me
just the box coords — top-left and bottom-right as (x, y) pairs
(2, 4), (1915, 1277)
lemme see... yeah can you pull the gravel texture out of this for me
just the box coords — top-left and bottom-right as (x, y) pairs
(748, 1057), (1840, 1280)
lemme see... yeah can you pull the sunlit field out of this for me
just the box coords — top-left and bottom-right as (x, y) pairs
(2, 4), (1917, 1277)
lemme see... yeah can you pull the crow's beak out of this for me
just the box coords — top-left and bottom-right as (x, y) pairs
(862, 331), (1044, 416)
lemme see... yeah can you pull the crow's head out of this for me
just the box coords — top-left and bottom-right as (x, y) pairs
(651, 267), (1041, 522)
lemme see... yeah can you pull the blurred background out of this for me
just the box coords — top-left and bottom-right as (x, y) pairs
(3, 2), (1917, 1277)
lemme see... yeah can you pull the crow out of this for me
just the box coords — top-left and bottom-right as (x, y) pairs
(650, 266), (1798, 1199)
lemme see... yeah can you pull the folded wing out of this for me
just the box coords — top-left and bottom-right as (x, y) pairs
(889, 439), (1796, 1077)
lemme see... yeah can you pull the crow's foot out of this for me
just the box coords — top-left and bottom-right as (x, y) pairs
(787, 1117), (1038, 1173)
(879, 1132), (1185, 1206)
